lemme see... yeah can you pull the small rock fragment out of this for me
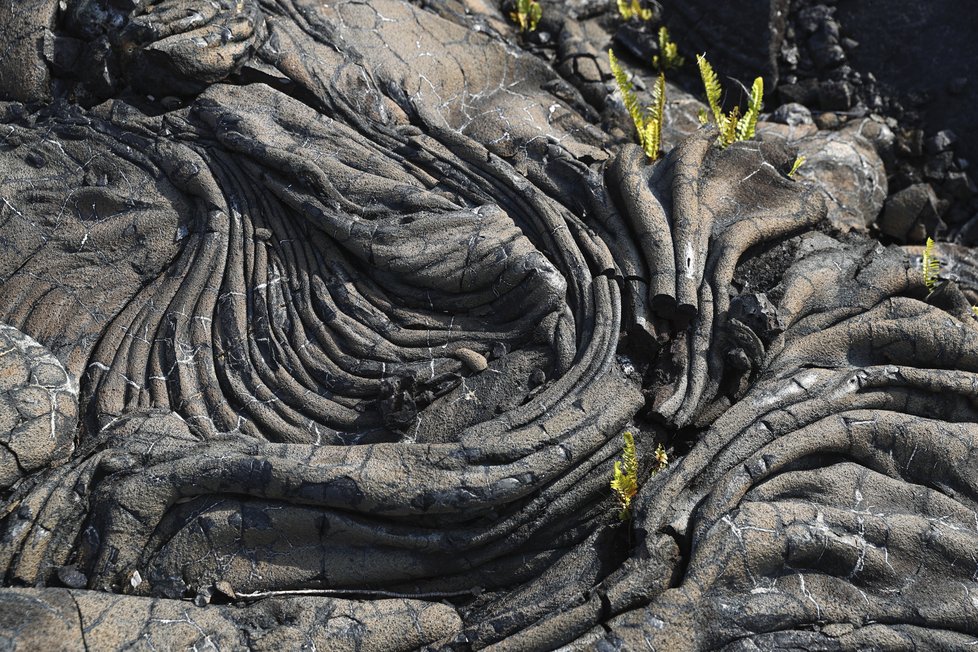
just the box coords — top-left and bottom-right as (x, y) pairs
(489, 342), (508, 360)
(529, 368), (546, 387)
(214, 581), (237, 599)
(877, 183), (939, 243)
(771, 103), (813, 126)
(956, 213), (978, 245)
(926, 129), (958, 155)
(455, 348), (488, 373)
(945, 171), (977, 200)
(814, 112), (842, 130)
(57, 565), (88, 589)
(193, 586), (212, 607)
(818, 80), (855, 111)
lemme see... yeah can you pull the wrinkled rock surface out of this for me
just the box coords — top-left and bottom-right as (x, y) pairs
(759, 119), (889, 233)
(0, 1), (976, 651)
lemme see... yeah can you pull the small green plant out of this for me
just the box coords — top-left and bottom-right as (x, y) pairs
(922, 236), (941, 292)
(510, 0), (542, 33)
(610, 431), (639, 520)
(654, 443), (668, 469)
(609, 49), (666, 161)
(617, 0), (653, 21)
(696, 54), (763, 148)
(788, 155), (806, 178)
(610, 431), (668, 520)
(653, 26), (684, 71)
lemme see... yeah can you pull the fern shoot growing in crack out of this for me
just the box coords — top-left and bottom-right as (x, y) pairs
(653, 26), (684, 72)
(788, 155), (806, 178)
(696, 54), (764, 148)
(611, 431), (668, 521)
(611, 431), (639, 520)
(922, 236), (941, 292)
(510, 0), (541, 33)
(617, 0), (653, 21)
(609, 49), (666, 161)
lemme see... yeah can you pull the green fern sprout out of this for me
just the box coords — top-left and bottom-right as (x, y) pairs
(696, 54), (764, 148)
(788, 155), (806, 178)
(654, 442), (668, 471)
(610, 432), (668, 521)
(652, 26), (684, 71)
(922, 236), (941, 292)
(737, 77), (763, 141)
(510, 0), (542, 33)
(698, 55), (724, 127)
(645, 73), (666, 160)
(617, 0), (653, 21)
(609, 50), (642, 134)
(608, 49), (666, 161)
(720, 105), (741, 147)
(610, 431), (639, 520)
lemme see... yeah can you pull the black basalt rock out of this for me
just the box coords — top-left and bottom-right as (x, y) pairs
(0, 1), (976, 650)
(658, 0), (789, 91)
(835, 0), (978, 164)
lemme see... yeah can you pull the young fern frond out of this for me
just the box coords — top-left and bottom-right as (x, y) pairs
(509, 0), (541, 33)
(638, 122), (657, 159)
(721, 105), (740, 147)
(788, 155), (806, 178)
(610, 431), (639, 520)
(610, 432), (669, 521)
(697, 54), (764, 148)
(617, 0), (653, 21)
(697, 54), (725, 130)
(609, 50), (666, 161)
(736, 76), (763, 141)
(922, 237), (941, 292)
(653, 443), (668, 471)
(609, 50), (644, 138)
(643, 72), (666, 160)
(653, 26), (684, 71)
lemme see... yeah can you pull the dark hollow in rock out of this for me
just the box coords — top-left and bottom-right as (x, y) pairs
(658, 0), (789, 91)
(835, 0), (978, 164)
(0, 1), (977, 650)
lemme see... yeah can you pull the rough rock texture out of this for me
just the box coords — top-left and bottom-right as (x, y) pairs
(756, 117), (890, 234)
(0, 0), (58, 104)
(835, 0), (978, 164)
(0, 325), (77, 491)
(0, 1), (977, 650)
(791, 122), (888, 232)
(879, 183), (939, 243)
(0, 587), (460, 650)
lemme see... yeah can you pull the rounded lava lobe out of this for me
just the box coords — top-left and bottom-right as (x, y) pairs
(0, 324), (78, 490)
(0, 1), (977, 650)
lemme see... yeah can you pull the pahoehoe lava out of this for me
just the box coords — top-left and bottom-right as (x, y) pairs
(1, 1), (977, 650)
